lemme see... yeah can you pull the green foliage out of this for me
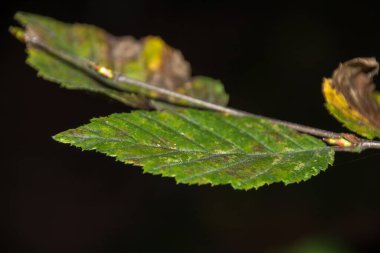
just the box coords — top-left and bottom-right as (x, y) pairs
(10, 12), (340, 190)
(54, 110), (334, 190)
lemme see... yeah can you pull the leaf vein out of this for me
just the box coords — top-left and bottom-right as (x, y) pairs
(221, 116), (276, 152)
(173, 111), (246, 153)
(139, 112), (209, 152)
(113, 114), (167, 145)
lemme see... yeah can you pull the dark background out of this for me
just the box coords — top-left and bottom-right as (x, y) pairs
(2, 1), (380, 252)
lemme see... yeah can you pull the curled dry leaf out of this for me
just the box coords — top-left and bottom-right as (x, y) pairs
(323, 57), (380, 139)
(11, 12), (229, 108)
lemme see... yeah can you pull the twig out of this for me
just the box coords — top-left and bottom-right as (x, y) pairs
(25, 34), (380, 152)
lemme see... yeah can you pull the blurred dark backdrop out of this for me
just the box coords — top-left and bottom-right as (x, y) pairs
(2, 1), (380, 253)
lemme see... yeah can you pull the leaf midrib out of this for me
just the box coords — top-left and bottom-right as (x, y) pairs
(62, 133), (330, 158)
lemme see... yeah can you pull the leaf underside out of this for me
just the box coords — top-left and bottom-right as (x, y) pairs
(54, 109), (334, 190)
(12, 12), (229, 108)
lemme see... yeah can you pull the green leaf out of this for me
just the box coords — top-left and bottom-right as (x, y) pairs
(54, 109), (334, 190)
(11, 12), (229, 108)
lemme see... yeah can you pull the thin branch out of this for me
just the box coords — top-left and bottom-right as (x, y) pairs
(361, 141), (380, 150)
(25, 34), (380, 152)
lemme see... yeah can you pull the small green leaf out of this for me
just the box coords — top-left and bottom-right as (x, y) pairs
(12, 12), (229, 108)
(54, 109), (334, 190)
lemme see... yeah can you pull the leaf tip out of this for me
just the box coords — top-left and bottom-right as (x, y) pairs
(9, 26), (26, 42)
(52, 132), (70, 144)
(14, 11), (30, 25)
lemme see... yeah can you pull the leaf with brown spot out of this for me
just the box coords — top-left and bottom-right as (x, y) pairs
(10, 12), (229, 108)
